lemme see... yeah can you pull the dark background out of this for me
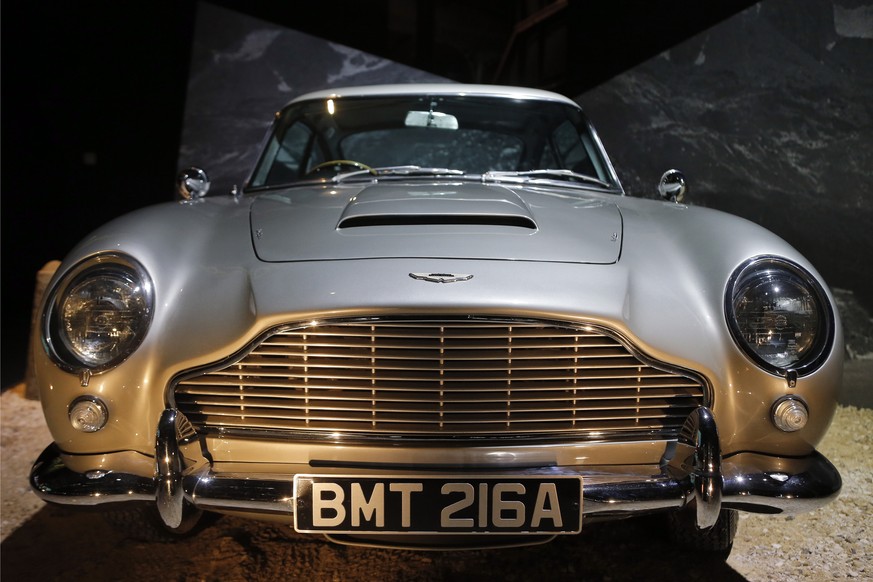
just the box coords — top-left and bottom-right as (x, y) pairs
(3, 0), (870, 388)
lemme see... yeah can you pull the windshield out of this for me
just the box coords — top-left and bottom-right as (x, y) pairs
(248, 94), (619, 190)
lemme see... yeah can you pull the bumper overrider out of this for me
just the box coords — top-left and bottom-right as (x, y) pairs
(30, 407), (841, 534)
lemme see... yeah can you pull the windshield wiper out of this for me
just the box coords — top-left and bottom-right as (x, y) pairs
(482, 169), (613, 189)
(334, 165), (466, 183)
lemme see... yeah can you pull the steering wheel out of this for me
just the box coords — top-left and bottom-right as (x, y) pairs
(306, 159), (374, 176)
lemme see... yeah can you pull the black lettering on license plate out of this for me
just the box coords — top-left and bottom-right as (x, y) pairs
(293, 475), (582, 534)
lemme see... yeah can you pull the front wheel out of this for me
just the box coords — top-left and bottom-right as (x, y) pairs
(666, 507), (738, 559)
(102, 502), (215, 542)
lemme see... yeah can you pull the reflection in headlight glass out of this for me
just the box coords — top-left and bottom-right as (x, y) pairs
(731, 266), (822, 369)
(60, 272), (148, 367)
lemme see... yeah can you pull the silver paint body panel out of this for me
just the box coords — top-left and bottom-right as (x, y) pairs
(251, 183), (622, 264)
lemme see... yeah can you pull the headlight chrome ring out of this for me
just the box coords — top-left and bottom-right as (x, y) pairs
(43, 253), (154, 373)
(725, 256), (834, 377)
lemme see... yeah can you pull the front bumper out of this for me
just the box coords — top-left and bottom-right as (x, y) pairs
(30, 407), (841, 531)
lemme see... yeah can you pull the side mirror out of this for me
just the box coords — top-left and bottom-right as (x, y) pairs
(658, 169), (687, 203)
(177, 167), (210, 200)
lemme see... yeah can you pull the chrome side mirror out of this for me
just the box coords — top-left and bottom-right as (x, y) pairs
(176, 167), (210, 200)
(658, 169), (687, 203)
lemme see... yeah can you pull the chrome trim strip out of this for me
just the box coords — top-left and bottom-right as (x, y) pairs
(171, 426), (693, 445)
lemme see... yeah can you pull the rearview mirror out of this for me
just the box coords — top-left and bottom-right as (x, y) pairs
(405, 110), (459, 130)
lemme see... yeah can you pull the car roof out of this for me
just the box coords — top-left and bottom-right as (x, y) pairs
(287, 84), (579, 107)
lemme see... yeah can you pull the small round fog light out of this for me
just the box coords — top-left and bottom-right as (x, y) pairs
(69, 397), (108, 432)
(772, 397), (808, 432)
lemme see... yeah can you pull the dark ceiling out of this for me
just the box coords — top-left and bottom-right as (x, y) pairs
(0, 0), (757, 386)
(209, 0), (759, 95)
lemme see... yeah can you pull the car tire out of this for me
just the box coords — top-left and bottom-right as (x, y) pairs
(666, 507), (738, 559)
(102, 502), (215, 542)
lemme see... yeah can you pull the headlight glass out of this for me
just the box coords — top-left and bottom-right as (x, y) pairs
(726, 256), (833, 375)
(46, 254), (153, 372)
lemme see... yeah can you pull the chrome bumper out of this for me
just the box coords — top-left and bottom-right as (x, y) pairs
(30, 407), (841, 530)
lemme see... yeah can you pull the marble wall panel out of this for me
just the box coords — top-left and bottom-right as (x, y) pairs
(579, 0), (873, 309)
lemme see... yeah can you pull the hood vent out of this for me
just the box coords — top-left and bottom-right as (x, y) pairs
(338, 213), (537, 229)
(335, 183), (537, 231)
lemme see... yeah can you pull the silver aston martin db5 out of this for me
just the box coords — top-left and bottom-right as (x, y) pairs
(30, 84), (842, 557)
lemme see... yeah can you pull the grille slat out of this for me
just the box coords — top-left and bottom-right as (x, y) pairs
(179, 395), (699, 411)
(179, 387), (699, 402)
(244, 348), (633, 362)
(173, 318), (706, 441)
(199, 365), (678, 379)
(223, 358), (646, 372)
(180, 404), (693, 423)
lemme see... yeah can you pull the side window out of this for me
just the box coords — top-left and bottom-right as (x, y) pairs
(549, 120), (598, 176)
(266, 122), (315, 184)
(538, 137), (560, 168)
(251, 121), (328, 187)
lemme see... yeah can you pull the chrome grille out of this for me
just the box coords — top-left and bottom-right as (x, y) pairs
(173, 318), (706, 441)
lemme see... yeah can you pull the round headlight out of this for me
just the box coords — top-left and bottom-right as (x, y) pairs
(45, 254), (153, 372)
(726, 256), (833, 375)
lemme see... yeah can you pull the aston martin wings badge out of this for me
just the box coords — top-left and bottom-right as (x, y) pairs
(409, 272), (474, 283)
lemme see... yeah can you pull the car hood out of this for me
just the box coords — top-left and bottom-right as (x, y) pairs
(250, 182), (623, 264)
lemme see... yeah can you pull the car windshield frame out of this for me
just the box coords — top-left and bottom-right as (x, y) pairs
(245, 92), (623, 194)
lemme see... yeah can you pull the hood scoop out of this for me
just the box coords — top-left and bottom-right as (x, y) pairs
(337, 184), (537, 229)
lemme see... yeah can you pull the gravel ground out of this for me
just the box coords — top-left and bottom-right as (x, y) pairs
(0, 384), (51, 539)
(730, 403), (872, 581)
(2, 372), (870, 581)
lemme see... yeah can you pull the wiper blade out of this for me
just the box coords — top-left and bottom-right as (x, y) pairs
(377, 165), (466, 176)
(246, 166), (468, 190)
(334, 165), (466, 183)
(482, 169), (612, 189)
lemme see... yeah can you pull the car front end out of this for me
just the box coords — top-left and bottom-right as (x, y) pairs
(30, 85), (842, 554)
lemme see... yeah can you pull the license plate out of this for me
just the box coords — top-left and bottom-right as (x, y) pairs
(293, 475), (582, 534)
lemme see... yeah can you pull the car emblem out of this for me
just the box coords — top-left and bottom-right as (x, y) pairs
(409, 272), (474, 283)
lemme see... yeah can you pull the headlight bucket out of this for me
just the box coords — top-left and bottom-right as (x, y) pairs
(725, 256), (834, 377)
(44, 253), (153, 373)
